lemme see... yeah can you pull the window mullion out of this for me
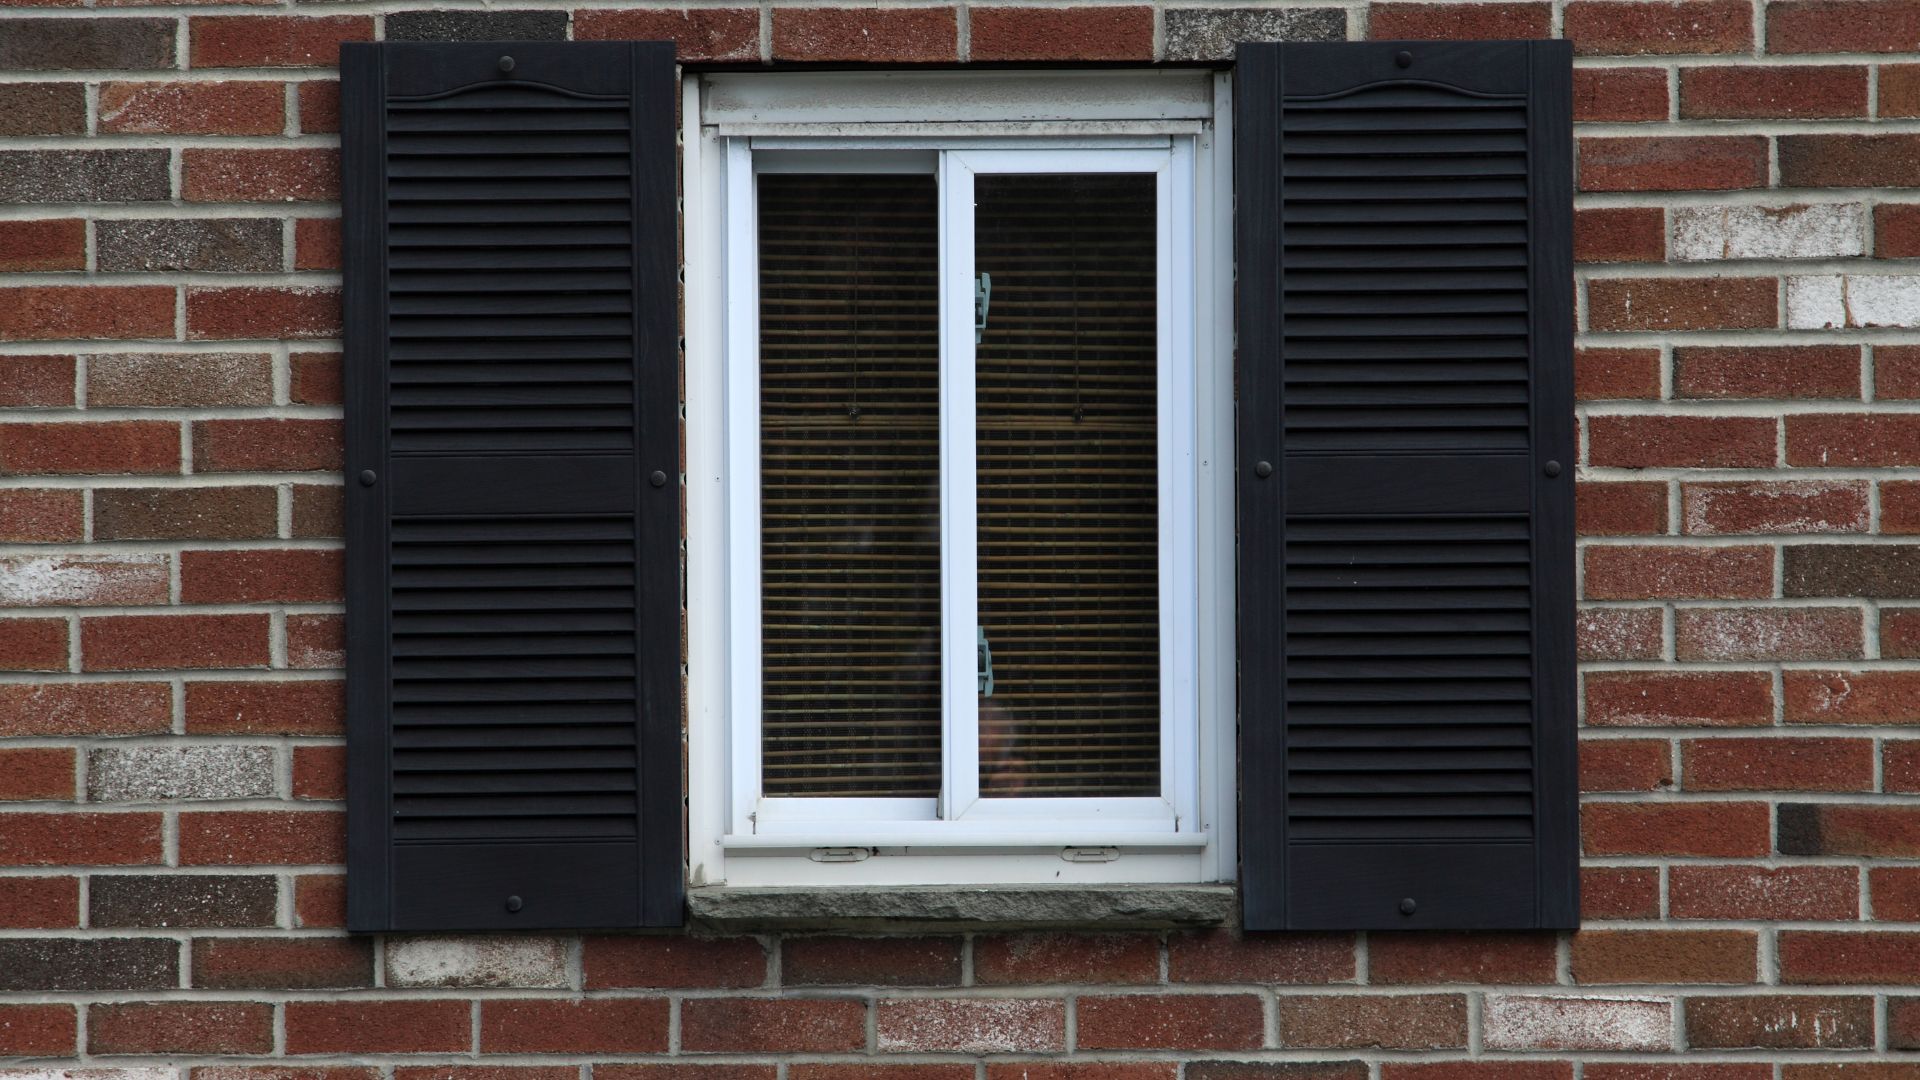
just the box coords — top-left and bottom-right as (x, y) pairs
(938, 152), (982, 821)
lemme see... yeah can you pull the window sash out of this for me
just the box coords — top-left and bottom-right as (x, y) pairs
(721, 137), (1201, 843)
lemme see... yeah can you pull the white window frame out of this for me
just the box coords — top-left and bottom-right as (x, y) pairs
(685, 71), (1237, 888)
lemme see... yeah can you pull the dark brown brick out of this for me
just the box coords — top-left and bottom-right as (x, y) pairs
(0, 150), (171, 203)
(1785, 545), (1920, 598)
(94, 486), (278, 541)
(0, 937), (178, 992)
(96, 219), (283, 274)
(385, 9), (567, 39)
(0, 84), (87, 136)
(88, 352), (273, 407)
(90, 874), (278, 928)
(784, 937), (960, 986)
(1780, 134), (1920, 188)
(1687, 995), (1873, 1048)
(192, 936), (373, 989)
(772, 8), (956, 61)
(89, 1001), (274, 1054)
(0, 17), (176, 69)
(1276, 995), (1468, 1050)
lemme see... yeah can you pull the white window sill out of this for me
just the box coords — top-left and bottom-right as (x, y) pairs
(686, 882), (1235, 931)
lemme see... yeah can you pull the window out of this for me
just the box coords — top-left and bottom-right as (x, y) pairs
(685, 72), (1237, 887)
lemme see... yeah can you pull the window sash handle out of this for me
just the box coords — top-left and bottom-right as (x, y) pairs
(977, 626), (994, 697)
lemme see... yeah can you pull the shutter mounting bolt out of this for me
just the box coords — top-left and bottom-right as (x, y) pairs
(1544, 460), (1562, 477)
(505, 895), (523, 912)
(1399, 897), (1417, 915)
(1254, 460), (1273, 479)
(498, 55), (516, 73)
(650, 470), (668, 488)
(1395, 50), (1413, 68)
(358, 469), (376, 487)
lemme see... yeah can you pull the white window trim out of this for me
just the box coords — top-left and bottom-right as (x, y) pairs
(684, 70), (1237, 889)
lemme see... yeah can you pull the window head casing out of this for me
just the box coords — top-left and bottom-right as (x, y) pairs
(683, 70), (1237, 888)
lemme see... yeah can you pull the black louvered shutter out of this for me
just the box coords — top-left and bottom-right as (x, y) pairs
(1235, 41), (1576, 930)
(341, 41), (681, 930)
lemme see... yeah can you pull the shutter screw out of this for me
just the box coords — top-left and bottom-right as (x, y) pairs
(1254, 460), (1274, 479)
(1399, 897), (1417, 915)
(505, 895), (523, 913)
(1395, 50), (1413, 68)
(1544, 460), (1562, 477)
(649, 470), (668, 488)
(358, 469), (376, 487)
(497, 55), (516, 73)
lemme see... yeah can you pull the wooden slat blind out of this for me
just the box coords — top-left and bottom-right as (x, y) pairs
(975, 173), (1160, 798)
(758, 172), (943, 797)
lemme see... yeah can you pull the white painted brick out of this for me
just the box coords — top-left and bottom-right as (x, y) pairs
(1788, 275), (1920, 329)
(384, 934), (570, 988)
(1671, 204), (1866, 261)
(86, 746), (274, 802)
(1482, 995), (1673, 1051)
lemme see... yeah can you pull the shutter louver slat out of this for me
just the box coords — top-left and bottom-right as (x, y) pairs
(1237, 41), (1576, 931)
(344, 41), (680, 931)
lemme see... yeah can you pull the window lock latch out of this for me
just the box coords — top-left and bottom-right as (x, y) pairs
(974, 271), (992, 344)
(978, 626), (994, 697)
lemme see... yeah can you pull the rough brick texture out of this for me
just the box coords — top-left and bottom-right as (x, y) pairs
(1, 2), (1919, 1076)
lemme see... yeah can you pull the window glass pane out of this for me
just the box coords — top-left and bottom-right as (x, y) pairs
(758, 173), (942, 797)
(974, 172), (1161, 797)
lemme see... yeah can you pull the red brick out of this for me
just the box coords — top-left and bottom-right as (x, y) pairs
(292, 745), (344, 800)
(1578, 607), (1664, 661)
(0, 1002), (76, 1055)
(0, 812), (161, 865)
(0, 618), (68, 672)
(0, 489), (84, 541)
(195, 1066), (378, 1080)
(1785, 670), (1920, 723)
(0, 876), (79, 928)
(602, 1066), (778, 1080)
(1574, 68), (1671, 121)
(184, 147), (336, 202)
(0, 220), (85, 272)
(796, 1069), (970, 1080)
(99, 80), (283, 134)
(1192, 1066), (1365, 1080)
(1579, 136), (1767, 191)
(2, 422), (181, 478)
(188, 286), (339, 340)
(288, 352), (341, 406)
(785, 937), (960, 986)
(0, 747), (74, 800)
(1768, 0), (1920, 51)
(88, 1001), (273, 1054)
(1589, 1068), (1770, 1080)
(181, 549), (343, 604)
(178, 810), (344, 865)
(286, 1000), (470, 1054)
(574, 8), (760, 61)
(1781, 803), (1920, 857)
(291, 484), (342, 538)
(1578, 480), (1669, 537)
(1890, 1000), (1920, 1048)
(1675, 345), (1860, 400)
(1581, 738), (1673, 792)
(1168, 930), (1352, 983)
(988, 1066), (1175, 1080)
(0, 286), (175, 342)
(1369, 933), (1559, 984)
(1573, 929), (1756, 984)
(193, 936), (370, 989)
(84, 614), (271, 671)
(190, 16), (375, 68)
(876, 998), (1065, 1053)
(1588, 416), (1777, 468)
(295, 873), (346, 928)
(974, 933), (1160, 985)
(1277, 995), (1467, 1050)
(970, 7), (1148, 60)
(1682, 481), (1868, 535)
(1886, 740), (1920, 792)
(1670, 865), (1859, 920)
(1780, 931), (1920, 984)
(186, 679), (343, 735)
(1686, 995), (1874, 1049)
(1583, 802), (1771, 856)
(680, 998), (866, 1053)
(1684, 737), (1873, 791)
(1565, 0), (1752, 53)
(193, 418), (343, 472)
(1789, 414), (1920, 467)
(1884, 64), (1920, 118)
(1583, 866), (1662, 919)
(1574, 212), (1664, 267)
(1780, 134), (1920, 188)
(400, 1070), (575, 1080)
(0, 682), (170, 736)
(1077, 994), (1265, 1050)
(288, 614), (345, 669)
(1884, 608), (1920, 657)
(1877, 345), (1920, 397)
(1584, 545), (1772, 600)
(583, 936), (767, 989)
(1676, 607), (1864, 662)
(772, 8), (956, 61)
(296, 79), (337, 132)
(1874, 867), (1920, 919)
(1589, 277), (1777, 331)
(1575, 346), (1660, 400)
(0, 355), (74, 409)
(1367, 2), (1550, 37)
(1680, 65), (1868, 118)
(1585, 670), (1773, 727)
(293, 218), (340, 271)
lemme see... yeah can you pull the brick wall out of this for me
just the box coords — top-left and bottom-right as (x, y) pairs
(2, 0), (1920, 1068)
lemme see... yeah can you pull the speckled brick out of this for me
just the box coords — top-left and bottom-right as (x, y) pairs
(0, 938), (178, 992)
(0, 18), (176, 69)
(384, 10), (567, 40)
(386, 936), (570, 988)
(0, 150), (171, 203)
(89, 874), (279, 928)
(1163, 8), (1344, 60)
(87, 746), (276, 803)
(876, 998), (1064, 1052)
(96, 221), (283, 274)
(86, 352), (275, 407)
(1483, 996), (1673, 1051)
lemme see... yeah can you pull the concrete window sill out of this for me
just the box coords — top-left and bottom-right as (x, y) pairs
(686, 883), (1237, 931)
